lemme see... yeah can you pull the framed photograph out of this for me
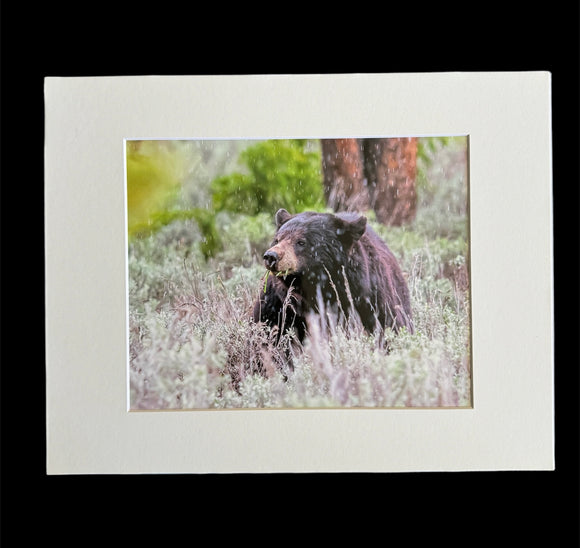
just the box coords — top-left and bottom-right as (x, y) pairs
(45, 73), (554, 473)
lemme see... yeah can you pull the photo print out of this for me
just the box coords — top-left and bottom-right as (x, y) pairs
(126, 136), (471, 410)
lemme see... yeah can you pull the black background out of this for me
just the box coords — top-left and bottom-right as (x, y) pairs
(2, 3), (578, 544)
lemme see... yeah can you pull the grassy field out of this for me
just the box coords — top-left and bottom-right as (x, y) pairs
(128, 137), (471, 409)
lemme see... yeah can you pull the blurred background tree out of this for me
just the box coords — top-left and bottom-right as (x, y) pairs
(211, 139), (324, 215)
(320, 139), (369, 212)
(321, 137), (418, 226)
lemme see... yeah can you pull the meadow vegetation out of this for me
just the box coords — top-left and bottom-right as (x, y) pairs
(127, 138), (471, 409)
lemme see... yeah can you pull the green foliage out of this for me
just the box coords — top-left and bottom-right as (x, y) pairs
(191, 208), (221, 260)
(417, 136), (452, 165)
(211, 139), (324, 215)
(126, 141), (223, 257)
(415, 136), (469, 240)
(126, 141), (198, 240)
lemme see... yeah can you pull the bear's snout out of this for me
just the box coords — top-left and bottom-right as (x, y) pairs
(263, 241), (298, 274)
(263, 250), (279, 270)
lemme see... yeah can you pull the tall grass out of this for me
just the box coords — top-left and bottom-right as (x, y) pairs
(128, 137), (471, 409)
(128, 223), (471, 408)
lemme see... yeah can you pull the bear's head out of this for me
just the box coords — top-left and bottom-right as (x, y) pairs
(262, 209), (367, 284)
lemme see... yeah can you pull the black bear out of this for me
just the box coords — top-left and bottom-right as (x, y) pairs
(253, 208), (413, 343)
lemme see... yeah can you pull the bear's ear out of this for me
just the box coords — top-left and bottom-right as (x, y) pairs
(336, 215), (367, 243)
(275, 208), (293, 228)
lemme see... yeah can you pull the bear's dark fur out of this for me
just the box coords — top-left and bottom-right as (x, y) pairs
(253, 209), (413, 343)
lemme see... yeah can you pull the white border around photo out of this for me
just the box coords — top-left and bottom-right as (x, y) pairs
(44, 72), (554, 473)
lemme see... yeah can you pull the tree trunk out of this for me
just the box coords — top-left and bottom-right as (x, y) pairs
(321, 137), (418, 226)
(320, 139), (369, 212)
(362, 137), (418, 226)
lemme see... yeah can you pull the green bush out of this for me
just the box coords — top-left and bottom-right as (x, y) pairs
(126, 141), (201, 240)
(211, 139), (325, 215)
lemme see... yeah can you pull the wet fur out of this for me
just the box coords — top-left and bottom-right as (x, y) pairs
(253, 209), (414, 343)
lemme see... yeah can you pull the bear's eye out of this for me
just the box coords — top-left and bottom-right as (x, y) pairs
(272, 238), (279, 245)
(297, 240), (306, 247)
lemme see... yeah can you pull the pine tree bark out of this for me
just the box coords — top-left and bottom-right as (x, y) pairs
(321, 137), (418, 226)
(320, 139), (369, 212)
(363, 137), (418, 226)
